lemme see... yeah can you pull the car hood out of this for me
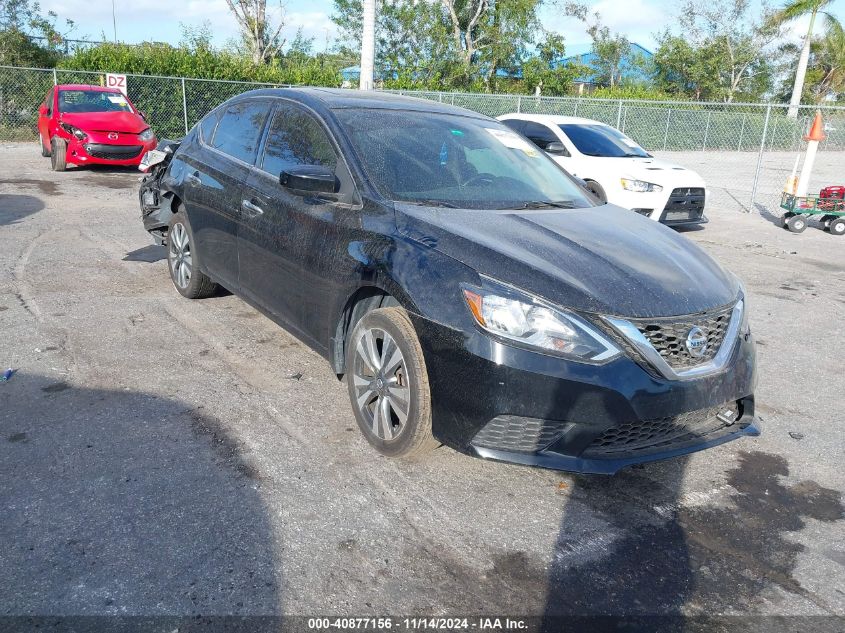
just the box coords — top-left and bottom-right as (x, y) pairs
(395, 202), (737, 319)
(59, 111), (148, 134)
(575, 156), (705, 185)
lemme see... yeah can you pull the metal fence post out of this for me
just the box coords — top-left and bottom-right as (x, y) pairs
(702, 111), (711, 151)
(181, 77), (189, 135)
(517, 95), (521, 113)
(616, 100), (623, 129)
(737, 115), (746, 151)
(52, 68), (58, 85)
(662, 109), (671, 150)
(573, 100), (579, 117)
(749, 104), (772, 213)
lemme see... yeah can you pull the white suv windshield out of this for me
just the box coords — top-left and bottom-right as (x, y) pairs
(335, 109), (595, 210)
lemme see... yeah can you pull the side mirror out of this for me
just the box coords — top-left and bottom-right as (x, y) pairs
(280, 165), (338, 195)
(38, 104), (48, 116)
(138, 111), (147, 121)
(545, 141), (568, 156)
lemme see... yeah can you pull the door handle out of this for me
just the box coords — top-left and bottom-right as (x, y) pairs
(186, 171), (201, 186)
(241, 199), (264, 217)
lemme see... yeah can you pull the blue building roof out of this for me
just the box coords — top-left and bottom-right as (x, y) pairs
(560, 42), (654, 85)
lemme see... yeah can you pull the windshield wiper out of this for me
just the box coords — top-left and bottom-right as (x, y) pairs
(512, 200), (577, 210)
(400, 199), (459, 208)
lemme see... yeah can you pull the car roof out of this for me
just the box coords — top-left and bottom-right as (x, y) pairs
(499, 113), (607, 126)
(55, 84), (124, 92)
(231, 87), (490, 120)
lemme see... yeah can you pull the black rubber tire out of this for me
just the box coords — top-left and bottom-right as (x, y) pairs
(346, 307), (438, 459)
(584, 180), (607, 203)
(167, 208), (218, 299)
(786, 214), (807, 233)
(50, 137), (66, 171)
(829, 217), (845, 236)
(40, 133), (51, 157)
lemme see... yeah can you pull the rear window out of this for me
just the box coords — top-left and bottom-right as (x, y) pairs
(211, 102), (269, 164)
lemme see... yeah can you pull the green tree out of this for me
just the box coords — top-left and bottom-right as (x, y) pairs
(0, 0), (74, 66)
(521, 32), (582, 95)
(655, 0), (783, 102)
(769, 0), (839, 115)
(224, 0), (287, 65)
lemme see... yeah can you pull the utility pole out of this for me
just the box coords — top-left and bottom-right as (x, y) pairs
(359, 0), (376, 90)
(111, 0), (118, 43)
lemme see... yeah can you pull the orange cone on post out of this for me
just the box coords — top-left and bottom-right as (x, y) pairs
(796, 111), (826, 198)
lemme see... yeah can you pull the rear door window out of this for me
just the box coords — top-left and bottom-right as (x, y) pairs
(211, 101), (270, 165)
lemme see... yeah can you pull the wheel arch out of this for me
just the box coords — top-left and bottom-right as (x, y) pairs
(330, 284), (404, 376)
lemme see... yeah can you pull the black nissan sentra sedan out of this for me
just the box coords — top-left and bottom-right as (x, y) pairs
(140, 88), (758, 474)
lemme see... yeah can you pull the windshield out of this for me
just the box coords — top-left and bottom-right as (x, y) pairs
(58, 90), (133, 114)
(559, 124), (649, 158)
(334, 109), (595, 210)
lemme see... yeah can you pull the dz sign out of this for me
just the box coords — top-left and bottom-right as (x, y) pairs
(105, 73), (127, 95)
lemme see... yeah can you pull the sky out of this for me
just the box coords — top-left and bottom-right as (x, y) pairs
(41, 0), (845, 55)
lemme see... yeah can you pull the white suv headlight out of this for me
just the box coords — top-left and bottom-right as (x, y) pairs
(461, 277), (621, 364)
(621, 178), (663, 193)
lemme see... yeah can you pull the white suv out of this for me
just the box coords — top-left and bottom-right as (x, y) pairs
(498, 114), (708, 226)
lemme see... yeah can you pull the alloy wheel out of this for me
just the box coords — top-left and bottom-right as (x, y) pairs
(351, 327), (410, 441)
(169, 223), (192, 289)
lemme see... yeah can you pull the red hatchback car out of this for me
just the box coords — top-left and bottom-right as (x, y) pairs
(37, 84), (157, 171)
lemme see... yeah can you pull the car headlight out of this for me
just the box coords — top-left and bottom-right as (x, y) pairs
(138, 128), (154, 142)
(60, 123), (87, 141)
(737, 282), (751, 337)
(461, 277), (621, 363)
(621, 178), (663, 193)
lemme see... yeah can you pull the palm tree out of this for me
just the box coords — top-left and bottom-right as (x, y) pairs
(771, 0), (838, 117)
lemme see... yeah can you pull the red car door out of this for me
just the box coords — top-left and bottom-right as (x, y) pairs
(37, 87), (54, 152)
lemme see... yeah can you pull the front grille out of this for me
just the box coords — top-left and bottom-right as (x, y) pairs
(662, 187), (705, 222)
(628, 304), (734, 370)
(472, 416), (572, 453)
(582, 403), (740, 457)
(84, 143), (143, 160)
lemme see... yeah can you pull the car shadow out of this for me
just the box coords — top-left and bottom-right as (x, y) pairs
(123, 244), (166, 263)
(0, 372), (284, 629)
(539, 399), (843, 629)
(0, 194), (45, 226)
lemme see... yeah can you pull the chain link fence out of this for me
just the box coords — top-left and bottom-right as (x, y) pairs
(2, 65), (843, 217)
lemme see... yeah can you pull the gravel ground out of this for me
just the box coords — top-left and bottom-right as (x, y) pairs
(1, 143), (844, 625)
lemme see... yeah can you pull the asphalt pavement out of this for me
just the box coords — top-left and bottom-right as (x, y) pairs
(1, 143), (843, 627)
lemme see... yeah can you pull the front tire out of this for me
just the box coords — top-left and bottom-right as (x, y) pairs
(167, 208), (218, 299)
(786, 214), (807, 233)
(40, 133), (51, 157)
(829, 217), (845, 236)
(50, 137), (66, 171)
(346, 307), (438, 459)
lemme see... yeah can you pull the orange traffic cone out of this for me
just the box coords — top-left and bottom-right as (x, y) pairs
(804, 111), (826, 142)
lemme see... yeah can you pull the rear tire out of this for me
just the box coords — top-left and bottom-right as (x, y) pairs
(167, 208), (218, 299)
(829, 217), (845, 236)
(40, 133), (51, 157)
(584, 180), (607, 203)
(786, 214), (807, 233)
(346, 307), (438, 459)
(50, 137), (66, 171)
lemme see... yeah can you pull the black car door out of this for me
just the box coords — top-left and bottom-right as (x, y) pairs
(181, 101), (270, 290)
(238, 101), (360, 349)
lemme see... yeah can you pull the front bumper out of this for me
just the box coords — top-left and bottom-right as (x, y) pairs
(60, 132), (157, 167)
(610, 187), (708, 226)
(409, 313), (757, 475)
